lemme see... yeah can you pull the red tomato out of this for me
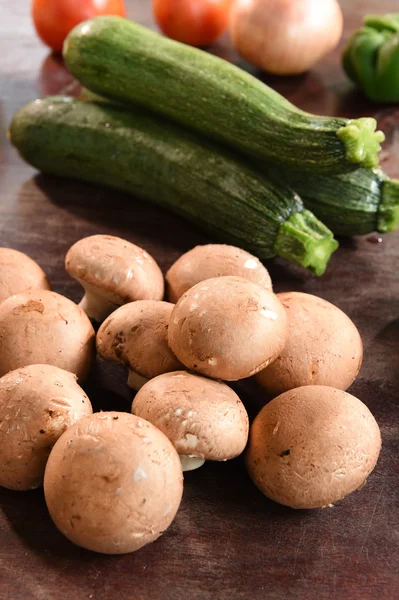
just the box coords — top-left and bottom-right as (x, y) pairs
(32, 0), (126, 53)
(153, 0), (232, 47)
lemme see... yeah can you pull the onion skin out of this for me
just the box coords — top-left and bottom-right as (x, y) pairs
(229, 0), (343, 75)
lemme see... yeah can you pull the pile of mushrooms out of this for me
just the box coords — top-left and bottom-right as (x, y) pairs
(0, 238), (381, 554)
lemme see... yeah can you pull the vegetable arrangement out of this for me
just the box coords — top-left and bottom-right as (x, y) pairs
(10, 15), (399, 280)
(0, 237), (382, 553)
(4, 2), (396, 561)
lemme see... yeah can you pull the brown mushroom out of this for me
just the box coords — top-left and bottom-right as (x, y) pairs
(166, 244), (272, 302)
(65, 235), (164, 322)
(44, 412), (183, 554)
(133, 371), (249, 471)
(0, 364), (92, 491)
(168, 276), (287, 381)
(246, 386), (381, 509)
(0, 247), (50, 303)
(0, 290), (95, 380)
(97, 300), (183, 390)
(255, 292), (363, 395)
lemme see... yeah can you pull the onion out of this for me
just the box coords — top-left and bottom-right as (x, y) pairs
(229, 0), (343, 75)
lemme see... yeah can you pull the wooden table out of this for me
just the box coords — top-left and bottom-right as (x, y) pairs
(1, 1), (398, 598)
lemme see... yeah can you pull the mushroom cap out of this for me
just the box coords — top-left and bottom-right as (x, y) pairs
(0, 247), (50, 303)
(0, 290), (95, 380)
(246, 386), (381, 509)
(166, 244), (272, 303)
(168, 276), (287, 381)
(97, 301), (183, 380)
(65, 235), (164, 305)
(132, 371), (249, 461)
(0, 364), (92, 491)
(44, 412), (183, 554)
(255, 292), (363, 395)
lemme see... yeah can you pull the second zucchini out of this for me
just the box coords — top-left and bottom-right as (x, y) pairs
(267, 166), (399, 236)
(9, 97), (338, 275)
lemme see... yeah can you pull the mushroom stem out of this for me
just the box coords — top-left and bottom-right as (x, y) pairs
(79, 290), (118, 323)
(127, 370), (149, 391)
(179, 456), (206, 472)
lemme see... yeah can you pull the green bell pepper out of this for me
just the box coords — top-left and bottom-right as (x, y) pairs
(343, 13), (399, 103)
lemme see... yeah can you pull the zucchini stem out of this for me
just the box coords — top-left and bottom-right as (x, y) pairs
(274, 210), (339, 276)
(337, 118), (385, 169)
(378, 179), (399, 232)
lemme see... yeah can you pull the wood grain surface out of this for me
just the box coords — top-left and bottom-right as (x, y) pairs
(1, 1), (398, 599)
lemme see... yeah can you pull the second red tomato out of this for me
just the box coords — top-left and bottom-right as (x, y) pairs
(32, 0), (126, 53)
(153, 0), (231, 47)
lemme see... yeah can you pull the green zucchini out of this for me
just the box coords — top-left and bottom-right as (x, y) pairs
(9, 97), (338, 275)
(267, 166), (399, 235)
(63, 16), (384, 173)
(81, 87), (399, 236)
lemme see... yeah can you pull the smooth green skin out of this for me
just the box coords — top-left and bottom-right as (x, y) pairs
(64, 16), (383, 172)
(267, 166), (399, 236)
(343, 13), (399, 103)
(9, 97), (338, 275)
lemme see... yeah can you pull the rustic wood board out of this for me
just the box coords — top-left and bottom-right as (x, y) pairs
(0, 1), (398, 598)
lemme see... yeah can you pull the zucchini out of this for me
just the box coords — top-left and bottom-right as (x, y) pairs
(63, 16), (384, 173)
(9, 97), (338, 275)
(81, 87), (399, 236)
(268, 167), (399, 236)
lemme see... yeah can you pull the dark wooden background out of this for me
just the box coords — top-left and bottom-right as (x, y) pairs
(1, 1), (398, 598)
